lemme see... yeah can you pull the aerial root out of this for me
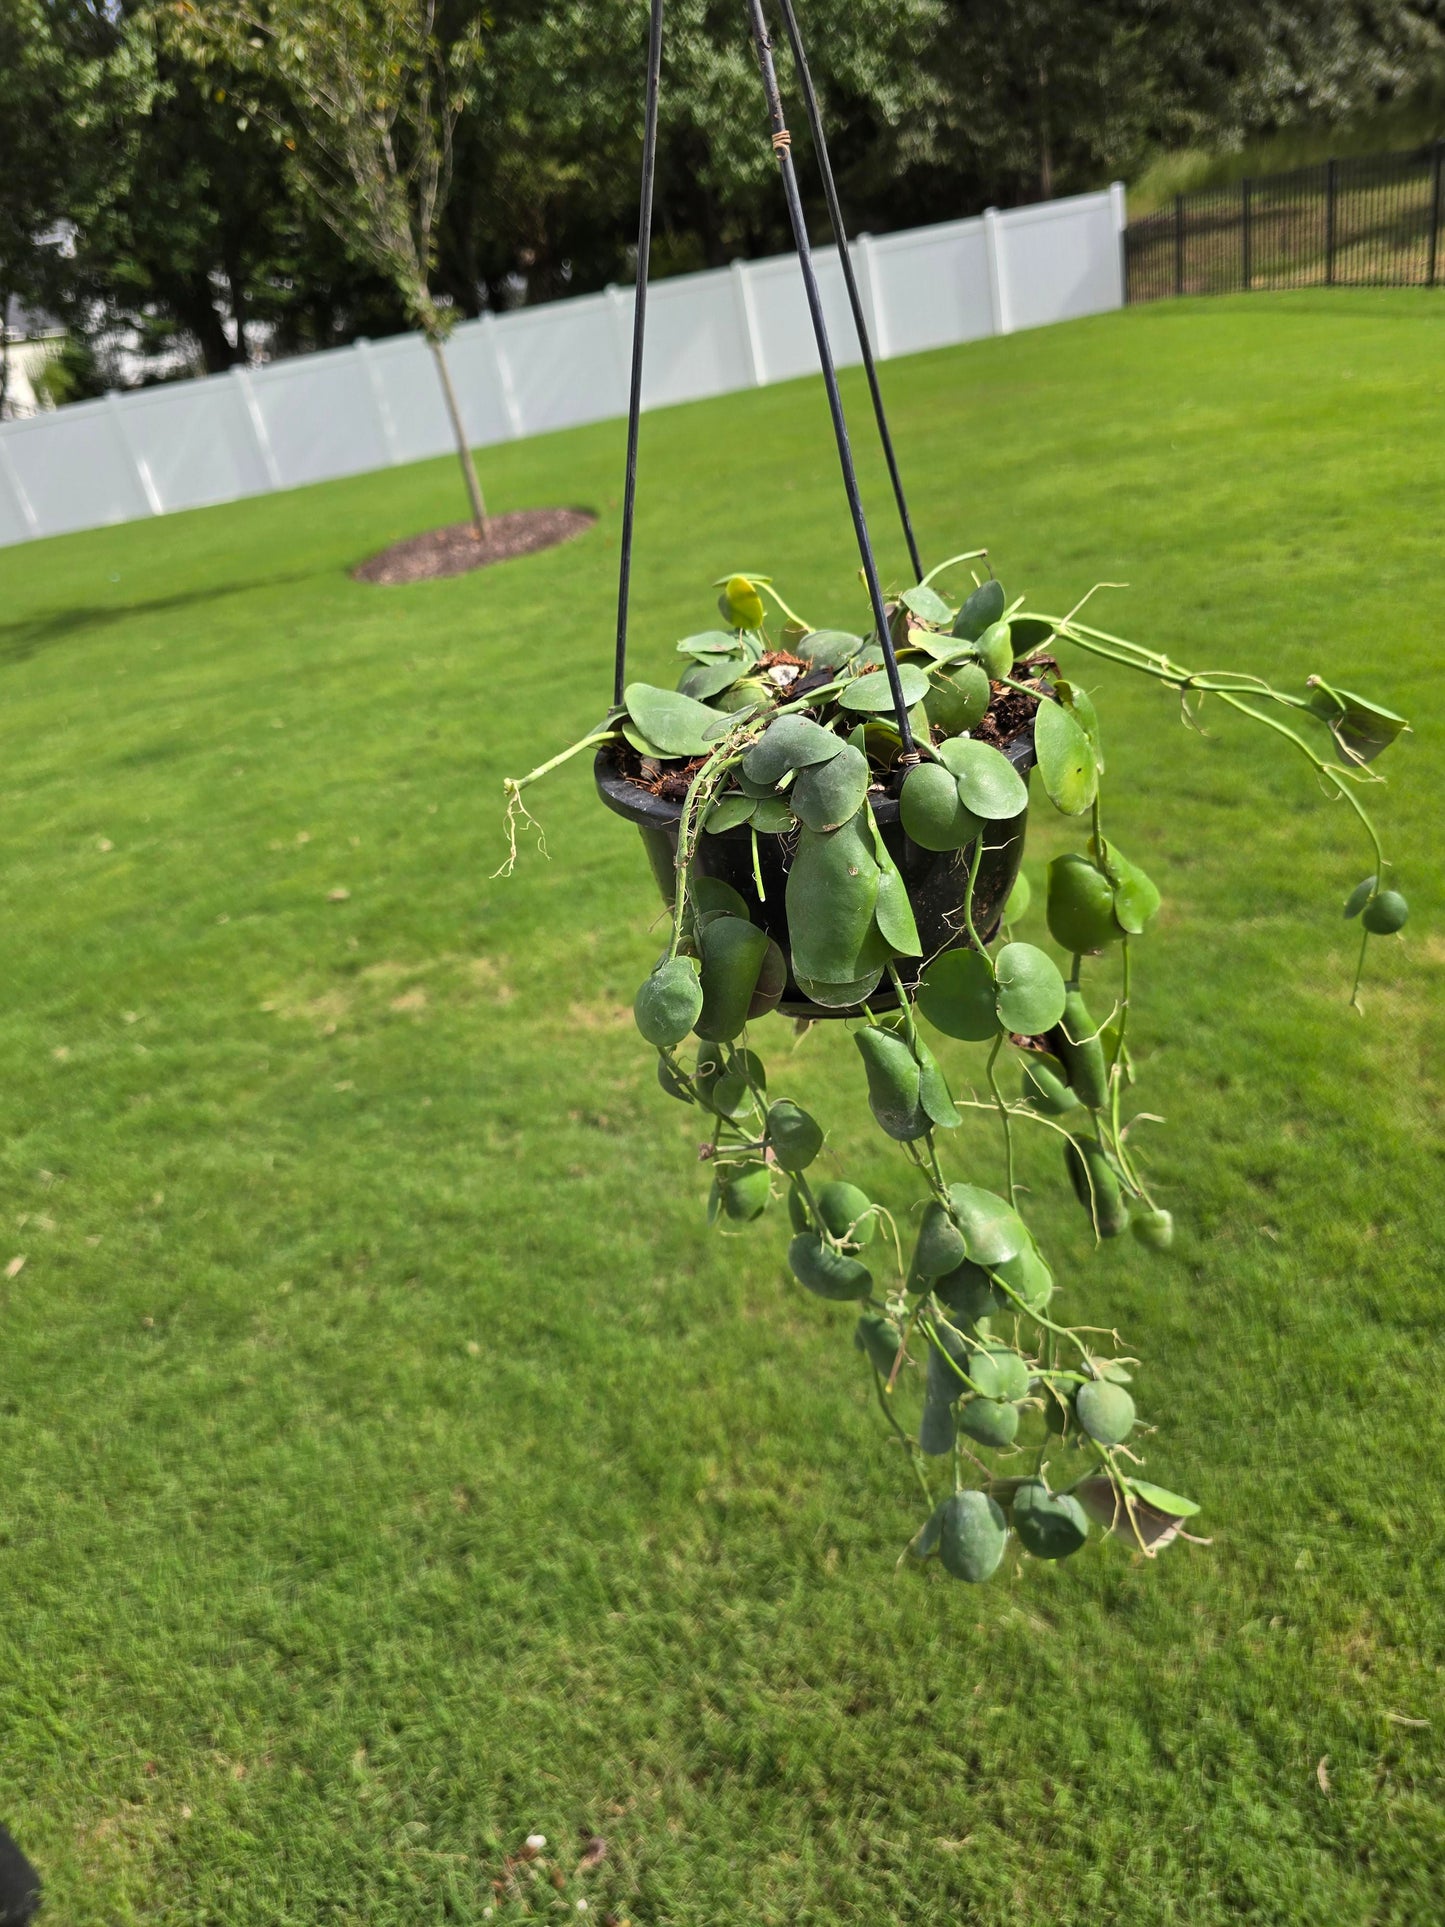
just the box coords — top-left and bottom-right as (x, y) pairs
(493, 778), (548, 878)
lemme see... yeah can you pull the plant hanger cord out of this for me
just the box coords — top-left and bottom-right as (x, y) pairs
(613, 0), (666, 708)
(742, 0), (916, 754)
(773, 0), (923, 584)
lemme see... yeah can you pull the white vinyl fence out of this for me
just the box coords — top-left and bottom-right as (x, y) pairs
(0, 186), (1126, 550)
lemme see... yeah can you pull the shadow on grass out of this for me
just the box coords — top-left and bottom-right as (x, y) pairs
(0, 571), (318, 667)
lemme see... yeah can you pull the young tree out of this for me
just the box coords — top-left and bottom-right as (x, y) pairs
(167, 0), (490, 535)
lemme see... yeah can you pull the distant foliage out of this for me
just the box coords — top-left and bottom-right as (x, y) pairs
(3, 0), (1443, 372)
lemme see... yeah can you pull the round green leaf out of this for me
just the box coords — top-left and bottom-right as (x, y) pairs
(917, 947), (999, 1042)
(1076, 1378), (1136, 1446)
(913, 1199), (968, 1279)
(934, 1261), (1004, 1327)
(1131, 1206), (1174, 1251)
(690, 875), (751, 926)
(952, 578), (1006, 642)
(624, 682), (726, 758)
(854, 1312), (901, 1377)
(704, 795), (756, 835)
(749, 797), (794, 835)
(868, 814), (922, 956)
(695, 916), (769, 1042)
(1057, 680), (1104, 772)
(947, 1183), (1028, 1266)
(794, 628), (863, 668)
(815, 1180), (877, 1250)
(678, 656), (747, 702)
(1012, 1481), (1089, 1560)
(1003, 870), (1032, 921)
(791, 742), (870, 831)
(993, 942), (1067, 1036)
(718, 1160), (771, 1222)
(837, 663), (931, 713)
(939, 1490), (1008, 1582)
(742, 714), (845, 787)
(991, 1241), (1054, 1314)
(1363, 888), (1408, 934)
(1343, 875), (1377, 919)
(901, 583), (955, 624)
(1046, 853), (1120, 954)
(748, 937), (787, 1021)
(620, 719), (669, 759)
(957, 1397), (1020, 1448)
(855, 1024), (928, 1141)
(788, 1232), (872, 1302)
(785, 811), (881, 986)
(794, 968), (884, 1010)
(633, 956), (703, 1048)
(975, 620), (1014, 681)
(924, 661), (991, 734)
(901, 761), (983, 852)
(1035, 696), (1098, 816)
(1106, 847), (1161, 934)
(969, 1346), (1029, 1403)
(943, 738), (1028, 821)
(766, 1100), (824, 1172)
(915, 1032), (961, 1129)
(1126, 1479), (1200, 1518)
(677, 629), (746, 658)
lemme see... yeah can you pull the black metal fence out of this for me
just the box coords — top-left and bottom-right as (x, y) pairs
(1126, 142), (1445, 302)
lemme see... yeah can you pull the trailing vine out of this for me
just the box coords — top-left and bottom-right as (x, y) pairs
(500, 560), (1409, 1583)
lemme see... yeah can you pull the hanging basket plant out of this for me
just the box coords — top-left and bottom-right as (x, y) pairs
(498, 0), (1414, 1583)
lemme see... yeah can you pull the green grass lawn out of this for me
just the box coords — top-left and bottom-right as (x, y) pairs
(1, 291), (1441, 1926)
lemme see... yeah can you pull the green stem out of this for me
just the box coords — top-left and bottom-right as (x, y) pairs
(985, 1033), (1017, 1206)
(756, 580), (812, 630)
(872, 1365), (935, 1507)
(1349, 922), (1371, 1013)
(501, 726), (617, 795)
(1212, 690), (1386, 876)
(961, 833), (988, 959)
(918, 548), (989, 591)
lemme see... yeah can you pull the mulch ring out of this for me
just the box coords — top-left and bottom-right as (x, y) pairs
(351, 507), (595, 585)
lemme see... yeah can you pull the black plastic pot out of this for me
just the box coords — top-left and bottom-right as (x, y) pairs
(596, 723), (1037, 1018)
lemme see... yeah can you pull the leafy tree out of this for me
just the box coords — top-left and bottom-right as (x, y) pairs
(168, 0), (491, 533)
(0, 0), (156, 411)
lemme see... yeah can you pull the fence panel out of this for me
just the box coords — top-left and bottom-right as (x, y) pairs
(2, 398), (153, 536)
(994, 192), (1122, 331)
(250, 350), (390, 489)
(0, 187), (1130, 549)
(121, 377), (273, 512)
(364, 333), (454, 467)
(742, 248), (862, 386)
(492, 293), (626, 437)
(637, 266), (755, 410)
(869, 218), (994, 357)
(1128, 141), (1445, 302)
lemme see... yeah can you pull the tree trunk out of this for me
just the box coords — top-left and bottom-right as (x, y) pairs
(427, 333), (488, 539)
(1037, 62), (1053, 202)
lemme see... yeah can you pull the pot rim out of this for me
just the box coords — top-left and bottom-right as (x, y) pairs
(595, 716), (1037, 829)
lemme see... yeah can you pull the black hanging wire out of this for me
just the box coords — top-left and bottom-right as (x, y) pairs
(773, 0), (923, 584)
(612, 0), (666, 707)
(742, 0), (917, 753)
